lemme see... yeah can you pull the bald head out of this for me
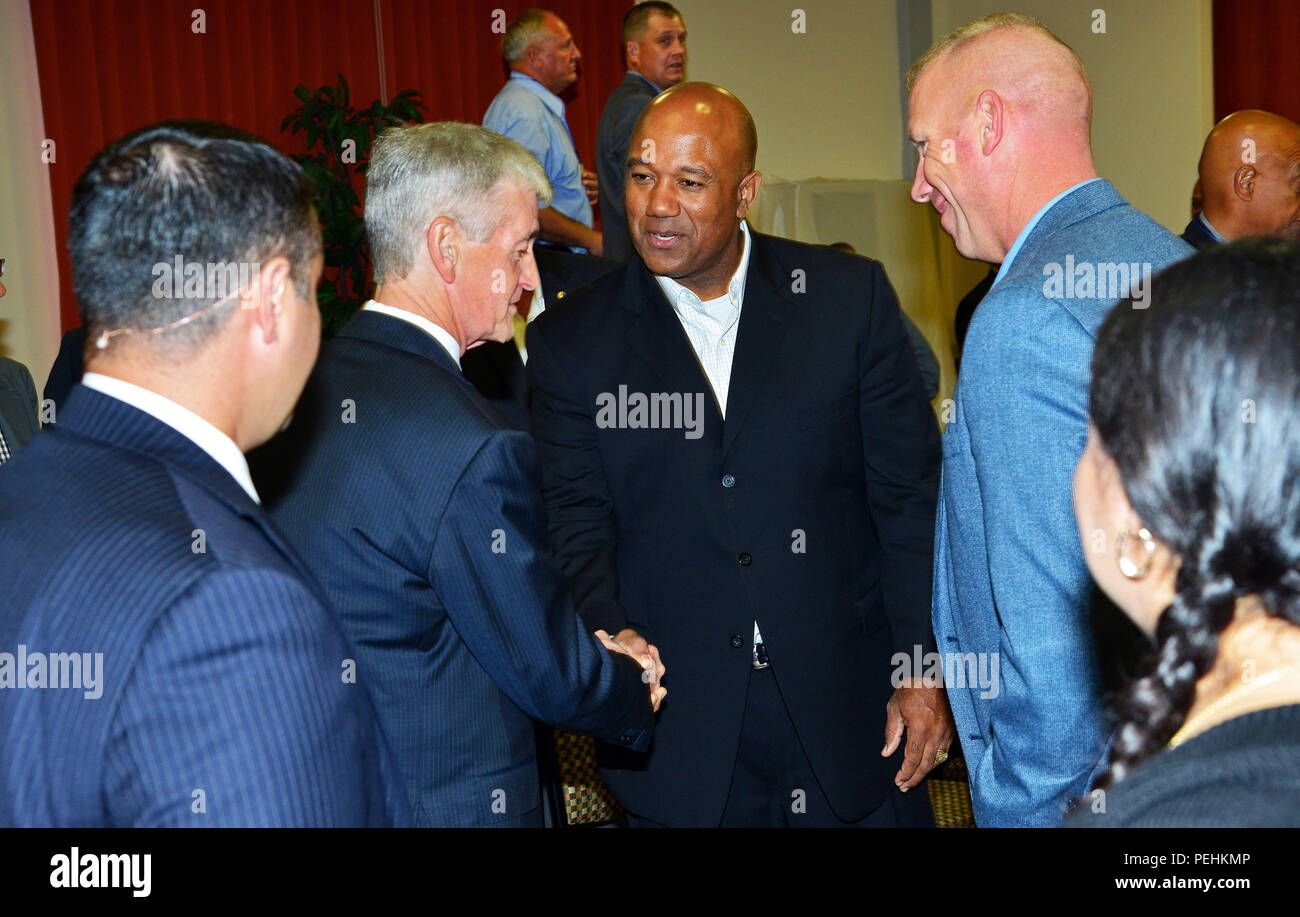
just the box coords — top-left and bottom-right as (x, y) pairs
(637, 82), (757, 175)
(625, 82), (762, 298)
(907, 14), (1098, 262)
(1197, 109), (1300, 240)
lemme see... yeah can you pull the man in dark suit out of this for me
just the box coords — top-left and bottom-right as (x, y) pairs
(528, 83), (952, 827)
(595, 2), (687, 263)
(1183, 109), (1300, 250)
(254, 122), (662, 828)
(0, 122), (408, 827)
(0, 349), (38, 461)
(42, 325), (85, 418)
(0, 266), (40, 461)
(461, 247), (616, 430)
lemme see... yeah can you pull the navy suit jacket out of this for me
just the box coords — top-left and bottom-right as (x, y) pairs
(0, 386), (409, 826)
(596, 71), (659, 264)
(43, 326), (87, 418)
(253, 311), (653, 827)
(0, 356), (39, 458)
(528, 229), (941, 826)
(1181, 213), (1221, 251)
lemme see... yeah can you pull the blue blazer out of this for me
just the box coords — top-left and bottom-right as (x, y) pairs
(0, 386), (409, 827)
(253, 311), (653, 827)
(932, 180), (1193, 826)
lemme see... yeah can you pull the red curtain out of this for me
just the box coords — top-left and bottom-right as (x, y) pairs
(30, 0), (633, 332)
(1212, 0), (1300, 122)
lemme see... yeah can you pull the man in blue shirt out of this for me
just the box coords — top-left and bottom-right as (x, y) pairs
(485, 9), (602, 256)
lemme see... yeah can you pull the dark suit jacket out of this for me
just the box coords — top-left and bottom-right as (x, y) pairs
(461, 247), (617, 431)
(0, 386), (409, 826)
(596, 71), (659, 264)
(1181, 213), (1221, 251)
(43, 325), (87, 417)
(0, 356), (39, 457)
(253, 311), (653, 827)
(527, 230), (941, 826)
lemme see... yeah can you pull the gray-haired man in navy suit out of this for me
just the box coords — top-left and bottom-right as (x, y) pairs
(255, 122), (662, 827)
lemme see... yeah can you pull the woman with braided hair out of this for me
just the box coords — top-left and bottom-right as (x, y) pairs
(1068, 237), (1300, 827)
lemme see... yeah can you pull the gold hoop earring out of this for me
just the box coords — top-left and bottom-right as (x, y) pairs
(1116, 527), (1156, 580)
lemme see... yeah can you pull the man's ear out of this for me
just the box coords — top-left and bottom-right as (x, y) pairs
(250, 257), (292, 346)
(626, 39), (640, 69)
(736, 170), (762, 219)
(1233, 164), (1257, 202)
(976, 89), (1004, 156)
(428, 217), (460, 285)
(526, 43), (545, 75)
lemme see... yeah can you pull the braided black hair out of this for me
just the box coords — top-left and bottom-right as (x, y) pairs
(1088, 237), (1300, 786)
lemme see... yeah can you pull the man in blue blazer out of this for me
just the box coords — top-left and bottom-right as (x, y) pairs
(530, 84), (951, 828)
(253, 123), (660, 828)
(908, 14), (1193, 825)
(0, 122), (409, 827)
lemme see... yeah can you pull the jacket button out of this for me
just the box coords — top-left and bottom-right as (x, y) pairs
(730, 634), (744, 648)
(721, 474), (735, 488)
(737, 552), (752, 566)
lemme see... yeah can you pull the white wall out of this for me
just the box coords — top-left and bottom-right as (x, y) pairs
(672, 0), (1213, 232)
(0, 0), (62, 391)
(673, 0), (904, 183)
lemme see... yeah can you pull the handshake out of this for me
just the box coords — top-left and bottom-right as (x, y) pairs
(594, 628), (667, 712)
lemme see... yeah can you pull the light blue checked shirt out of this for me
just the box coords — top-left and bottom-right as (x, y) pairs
(655, 221), (764, 651)
(654, 219), (752, 418)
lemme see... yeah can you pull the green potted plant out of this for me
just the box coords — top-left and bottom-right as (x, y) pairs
(281, 75), (423, 337)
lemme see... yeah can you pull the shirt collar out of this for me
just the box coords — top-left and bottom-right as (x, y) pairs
(80, 372), (260, 504)
(507, 71), (565, 120)
(992, 177), (1104, 290)
(363, 300), (461, 369)
(627, 69), (662, 93)
(655, 220), (752, 316)
(1197, 211), (1228, 243)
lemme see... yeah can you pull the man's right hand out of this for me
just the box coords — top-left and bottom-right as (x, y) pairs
(594, 628), (666, 711)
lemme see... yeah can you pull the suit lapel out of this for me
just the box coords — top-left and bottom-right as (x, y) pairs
(720, 232), (796, 458)
(620, 265), (724, 448)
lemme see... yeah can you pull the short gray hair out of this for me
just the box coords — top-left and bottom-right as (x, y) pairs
(502, 9), (554, 65)
(365, 122), (552, 283)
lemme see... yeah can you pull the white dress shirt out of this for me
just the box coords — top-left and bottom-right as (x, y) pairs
(655, 220), (752, 417)
(652, 221), (764, 650)
(515, 279), (547, 364)
(81, 372), (260, 503)
(363, 299), (462, 369)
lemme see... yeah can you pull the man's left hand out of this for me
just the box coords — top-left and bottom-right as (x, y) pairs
(881, 681), (956, 791)
(581, 168), (599, 205)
